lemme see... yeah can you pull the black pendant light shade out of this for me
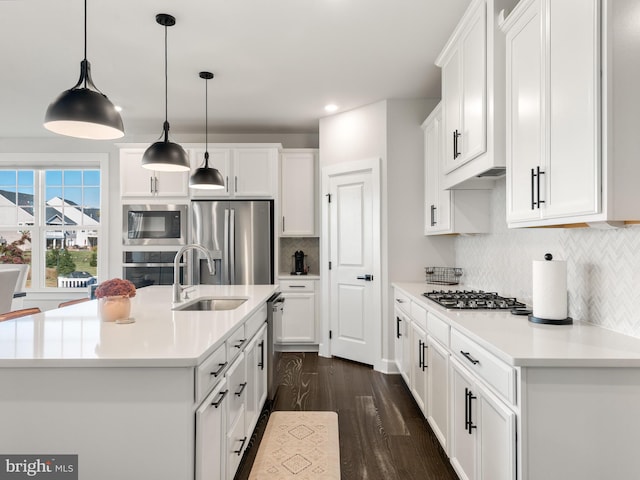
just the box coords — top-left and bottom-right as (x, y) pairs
(190, 71), (225, 190)
(44, 0), (124, 139)
(142, 13), (189, 172)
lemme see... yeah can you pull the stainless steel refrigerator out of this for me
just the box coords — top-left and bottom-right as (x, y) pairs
(191, 200), (274, 285)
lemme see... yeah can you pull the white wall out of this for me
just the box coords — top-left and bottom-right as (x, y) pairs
(319, 100), (455, 371)
(455, 179), (640, 339)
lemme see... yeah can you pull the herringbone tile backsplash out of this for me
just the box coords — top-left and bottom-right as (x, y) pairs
(454, 180), (640, 338)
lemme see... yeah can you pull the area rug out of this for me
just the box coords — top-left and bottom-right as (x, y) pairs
(249, 411), (340, 479)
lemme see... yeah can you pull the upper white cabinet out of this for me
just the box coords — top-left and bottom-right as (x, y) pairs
(119, 148), (189, 198)
(504, 0), (640, 227)
(436, 0), (518, 189)
(280, 149), (318, 236)
(189, 145), (279, 198)
(423, 103), (491, 235)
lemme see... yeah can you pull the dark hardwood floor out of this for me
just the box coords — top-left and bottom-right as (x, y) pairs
(235, 352), (459, 480)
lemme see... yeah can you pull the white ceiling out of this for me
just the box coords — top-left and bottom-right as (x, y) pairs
(0, 0), (470, 139)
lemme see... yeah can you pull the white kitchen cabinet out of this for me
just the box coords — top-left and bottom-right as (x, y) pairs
(409, 321), (429, 415)
(245, 324), (267, 437)
(427, 333), (450, 453)
(195, 378), (228, 480)
(225, 352), (248, 479)
(423, 103), (491, 235)
(504, 0), (640, 227)
(393, 308), (405, 376)
(436, 0), (517, 189)
(119, 147), (189, 198)
(277, 279), (316, 344)
(280, 149), (318, 236)
(187, 144), (279, 198)
(450, 357), (516, 480)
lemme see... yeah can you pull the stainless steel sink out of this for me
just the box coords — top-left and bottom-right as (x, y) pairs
(174, 297), (248, 311)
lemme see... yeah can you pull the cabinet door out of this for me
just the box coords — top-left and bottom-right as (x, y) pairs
(393, 308), (404, 374)
(505, 0), (544, 223)
(410, 322), (429, 415)
(244, 324), (268, 437)
(195, 378), (228, 480)
(226, 404), (247, 480)
(477, 384), (516, 480)
(225, 352), (247, 431)
(427, 335), (449, 452)
(255, 325), (268, 412)
(424, 104), (452, 234)
(155, 170), (189, 197)
(280, 150), (318, 236)
(543, 0), (600, 220)
(279, 292), (315, 343)
(401, 312), (411, 386)
(450, 358), (477, 480)
(189, 148), (232, 197)
(232, 148), (277, 197)
(442, 49), (462, 174)
(460, 2), (487, 163)
(120, 148), (155, 197)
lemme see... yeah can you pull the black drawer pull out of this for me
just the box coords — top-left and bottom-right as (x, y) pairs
(234, 339), (246, 349)
(460, 350), (480, 365)
(234, 436), (247, 455)
(211, 389), (228, 408)
(210, 362), (228, 377)
(235, 382), (247, 397)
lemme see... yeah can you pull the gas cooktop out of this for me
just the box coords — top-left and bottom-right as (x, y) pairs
(423, 290), (527, 310)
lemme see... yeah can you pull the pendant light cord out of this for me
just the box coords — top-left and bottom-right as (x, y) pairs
(204, 77), (209, 166)
(164, 22), (169, 136)
(83, 0), (88, 87)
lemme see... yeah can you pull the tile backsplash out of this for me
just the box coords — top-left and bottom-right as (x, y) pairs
(454, 179), (640, 338)
(279, 237), (320, 275)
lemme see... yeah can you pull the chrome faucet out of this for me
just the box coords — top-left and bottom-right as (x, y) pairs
(173, 244), (215, 303)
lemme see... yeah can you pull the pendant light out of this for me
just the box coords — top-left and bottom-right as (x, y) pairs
(44, 0), (124, 140)
(190, 72), (225, 190)
(141, 13), (189, 172)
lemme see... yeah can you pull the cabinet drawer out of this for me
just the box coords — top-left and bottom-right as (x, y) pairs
(280, 280), (315, 291)
(226, 352), (247, 430)
(393, 289), (410, 314)
(245, 304), (267, 340)
(196, 343), (227, 403)
(427, 312), (450, 348)
(227, 325), (247, 362)
(451, 329), (515, 404)
(410, 302), (427, 331)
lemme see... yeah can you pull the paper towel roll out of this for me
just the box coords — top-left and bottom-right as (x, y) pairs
(532, 258), (567, 320)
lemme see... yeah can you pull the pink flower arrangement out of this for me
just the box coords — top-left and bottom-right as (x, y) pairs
(94, 278), (137, 299)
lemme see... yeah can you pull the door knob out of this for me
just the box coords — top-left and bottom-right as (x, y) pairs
(357, 274), (374, 281)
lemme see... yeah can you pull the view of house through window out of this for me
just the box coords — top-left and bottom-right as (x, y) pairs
(0, 169), (100, 289)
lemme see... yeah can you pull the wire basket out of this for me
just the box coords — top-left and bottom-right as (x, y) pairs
(425, 267), (463, 285)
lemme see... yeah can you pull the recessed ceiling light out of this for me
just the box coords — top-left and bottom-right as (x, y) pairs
(325, 104), (338, 113)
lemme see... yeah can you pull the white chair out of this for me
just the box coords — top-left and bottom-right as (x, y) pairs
(0, 269), (21, 314)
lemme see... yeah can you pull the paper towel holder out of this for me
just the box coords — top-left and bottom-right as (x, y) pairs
(528, 252), (573, 325)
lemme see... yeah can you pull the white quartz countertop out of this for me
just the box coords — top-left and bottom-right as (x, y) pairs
(393, 282), (640, 367)
(0, 284), (279, 368)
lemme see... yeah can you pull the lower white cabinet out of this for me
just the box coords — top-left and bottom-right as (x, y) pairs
(409, 321), (429, 415)
(196, 378), (228, 480)
(226, 404), (247, 480)
(277, 279), (316, 344)
(245, 324), (268, 436)
(225, 352), (248, 480)
(450, 357), (516, 480)
(427, 334), (450, 452)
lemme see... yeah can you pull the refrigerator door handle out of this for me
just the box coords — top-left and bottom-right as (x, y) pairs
(230, 208), (236, 284)
(223, 208), (230, 284)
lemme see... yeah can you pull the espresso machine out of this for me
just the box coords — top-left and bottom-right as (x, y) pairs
(291, 250), (307, 275)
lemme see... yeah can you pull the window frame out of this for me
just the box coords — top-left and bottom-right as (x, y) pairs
(0, 153), (109, 292)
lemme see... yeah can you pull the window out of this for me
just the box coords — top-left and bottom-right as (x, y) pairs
(0, 154), (107, 290)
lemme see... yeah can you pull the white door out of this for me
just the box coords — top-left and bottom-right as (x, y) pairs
(326, 159), (380, 366)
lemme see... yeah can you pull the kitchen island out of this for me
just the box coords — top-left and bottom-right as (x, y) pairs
(0, 284), (278, 480)
(393, 282), (640, 480)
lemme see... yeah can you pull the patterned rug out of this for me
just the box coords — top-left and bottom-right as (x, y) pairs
(249, 411), (340, 479)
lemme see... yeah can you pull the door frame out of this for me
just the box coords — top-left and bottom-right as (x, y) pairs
(319, 158), (382, 370)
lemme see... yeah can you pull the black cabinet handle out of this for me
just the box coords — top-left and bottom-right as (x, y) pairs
(226, 176), (229, 193)
(258, 340), (264, 370)
(453, 130), (461, 159)
(530, 168), (535, 210)
(422, 342), (428, 371)
(531, 166), (546, 209)
(234, 436), (248, 455)
(460, 350), (480, 365)
(466, 388), (477, 434)
(235, 382), (247, 397)
(430, 204), (436, 226)
(210, 362), (228, 378)
(536, 166), (545, 208)
(211, 389), (228, 408)
(234, 339), (246, 349)
(396, 316), (402, 339)
(418, 340), (423, 368)
(465, 387), (470, 431)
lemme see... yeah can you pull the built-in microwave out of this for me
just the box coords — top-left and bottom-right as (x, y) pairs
(123, 204), (188, 246)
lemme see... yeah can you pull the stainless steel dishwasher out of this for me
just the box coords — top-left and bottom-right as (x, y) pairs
(267, 292), (284, 403)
